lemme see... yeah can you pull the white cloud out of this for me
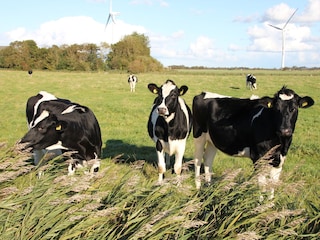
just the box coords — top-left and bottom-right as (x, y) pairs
(171, 30), (184, 39)
(298, 0), (320, 22)
(5, 16), (146, 47)
(263, 3), (297, 24)
(189, 36), (215, 58)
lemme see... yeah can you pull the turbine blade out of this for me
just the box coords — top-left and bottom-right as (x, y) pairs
(111, 14), (116, 24)
(283, 8), (298, 29)
(268, 24), (282, 31)
(105, 14), (111, 29)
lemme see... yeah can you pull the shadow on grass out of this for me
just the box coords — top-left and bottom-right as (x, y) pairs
(103, 139), (156, 164)
(102, 139), (194, 171)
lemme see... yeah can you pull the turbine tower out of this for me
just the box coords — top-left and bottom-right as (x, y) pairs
(269, 8), (298, 69)
(105, 0), (120, 43)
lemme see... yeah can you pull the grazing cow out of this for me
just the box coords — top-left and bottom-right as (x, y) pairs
(128, 74), (138, 92)
(193, 86), (314, 197)
(246, 74), (257, 90)
(18, 91), (102, 174)
(147, 80), (192, 184)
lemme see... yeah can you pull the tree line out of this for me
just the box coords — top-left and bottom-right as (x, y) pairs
(0, 32), (163, 73)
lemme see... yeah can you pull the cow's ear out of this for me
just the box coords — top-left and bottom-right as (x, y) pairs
(260, 97), (274, 108)
(179, 86), (188, 96)
(148, 83), (159, 94)
(299, 96), (314, 108)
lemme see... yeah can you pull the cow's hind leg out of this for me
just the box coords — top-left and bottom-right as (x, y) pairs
(203, 141), (217, 187)
(194, 134), (206, 189)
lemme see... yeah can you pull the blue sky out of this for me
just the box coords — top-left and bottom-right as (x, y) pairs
(1, 0), (319, 68)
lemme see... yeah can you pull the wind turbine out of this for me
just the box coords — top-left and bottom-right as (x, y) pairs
(269, 8), (298, 69)
(105, 0), (120, 43)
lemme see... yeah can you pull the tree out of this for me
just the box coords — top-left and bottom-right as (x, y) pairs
(0, 40), (39, 70)
(106, 32), (163, 73)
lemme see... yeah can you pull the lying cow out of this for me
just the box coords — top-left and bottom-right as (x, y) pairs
(147, 80), (192, 184)
(18, 91), (102, 174)
(193, 86), (314, 198)
(128, 74), (138, 92)
(246, 74), (257, 90)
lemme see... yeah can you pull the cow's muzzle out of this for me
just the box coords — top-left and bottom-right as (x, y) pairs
(279, 128), (293, 137)
(14, 139), (33, 153)
(157, 107), (168, 116)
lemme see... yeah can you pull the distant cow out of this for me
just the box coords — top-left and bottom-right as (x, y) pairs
(28, 70), (33, 76)
(147, 80), (192, 184)
(128, 74), (138, 92)
(246, 74), (257, 90)
(18, 91), (102, 174)
(193, 87), (314, 197)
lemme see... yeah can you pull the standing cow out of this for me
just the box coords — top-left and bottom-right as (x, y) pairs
(147, 80), (192, 184)
(246, 74), (257, 90)
(193, 87), (314, 198)
(18, 91), (102, 175)
(128, 74), (138, 92)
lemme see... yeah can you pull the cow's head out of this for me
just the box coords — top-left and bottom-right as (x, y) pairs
(19, 111), (67, 151)
(265, 86), (314, 137)
(148, 80), (188, 116)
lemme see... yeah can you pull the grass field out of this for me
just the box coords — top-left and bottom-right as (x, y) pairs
(0, 69), (319, 239)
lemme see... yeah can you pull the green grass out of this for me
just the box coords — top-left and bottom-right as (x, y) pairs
(0, 69), (319, 239)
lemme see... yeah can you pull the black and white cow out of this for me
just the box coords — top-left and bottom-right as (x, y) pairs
(147, 80), (192, 184)
(18, 91), (102, 174)
(128, 74), (138, 92)
(193, 87), (314, 197)
(246, 74), (257, 90)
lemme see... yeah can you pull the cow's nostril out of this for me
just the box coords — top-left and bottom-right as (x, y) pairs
(281, 129), (292, 136)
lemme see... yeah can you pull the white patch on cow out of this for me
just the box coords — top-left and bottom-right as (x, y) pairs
(61, 105), (86, 114)
(251, 108), (264, 125)
(46, 141), (68, 150)
(279, 93), (294, 101)
(162, 81), (176, 98)
(178, 97), (190, 130)
(165, 113), (175, 123)
(235, 147), (250, 157)
(204, 92), (230, 99)
(30, 91), (57, 128)
(31, 110), (50, 128)
(250, 94), (260, 100)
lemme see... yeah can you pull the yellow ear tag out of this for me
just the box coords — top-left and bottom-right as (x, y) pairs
(267, 102), (272, 108)
(56, 125), (62, 131)
(153, 89), (158, 94)
(302, 102), (308, 107)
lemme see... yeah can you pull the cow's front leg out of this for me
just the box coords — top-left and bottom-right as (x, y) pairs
(156, 140), (166, 184)
(269, 155), (285, 199)
(173, 141), (186, 186)
(157, 151), (166, 183)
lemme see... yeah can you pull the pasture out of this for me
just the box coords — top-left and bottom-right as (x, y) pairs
(0, 69), (319, 239)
